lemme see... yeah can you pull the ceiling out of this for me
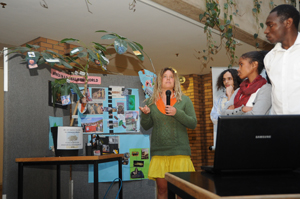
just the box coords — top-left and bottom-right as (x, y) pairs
(0, 0), (257, 76)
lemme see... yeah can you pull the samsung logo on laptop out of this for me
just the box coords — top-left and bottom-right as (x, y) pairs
(255, 135), (271, 139)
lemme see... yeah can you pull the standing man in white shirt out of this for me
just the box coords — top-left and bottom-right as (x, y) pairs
(264, 4), (300, 114)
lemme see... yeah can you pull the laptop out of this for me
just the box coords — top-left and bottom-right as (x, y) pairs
(201, 115), (300, 173)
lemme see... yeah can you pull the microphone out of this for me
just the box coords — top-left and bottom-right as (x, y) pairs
(166, 90), (171, 105)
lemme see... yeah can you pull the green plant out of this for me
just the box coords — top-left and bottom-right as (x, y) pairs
(252, 0), (264, 48)
(8, 30), (154, 106)
(199, 0), (240, 68)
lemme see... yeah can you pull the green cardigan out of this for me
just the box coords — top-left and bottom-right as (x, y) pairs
(141, 95), (197, 156)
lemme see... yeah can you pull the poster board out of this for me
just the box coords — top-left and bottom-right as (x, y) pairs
(3, 55), (155, 199)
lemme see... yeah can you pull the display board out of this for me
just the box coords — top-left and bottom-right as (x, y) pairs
(3, 55), (155, 199)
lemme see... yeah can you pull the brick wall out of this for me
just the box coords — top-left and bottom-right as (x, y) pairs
(181, 73), (214, 171)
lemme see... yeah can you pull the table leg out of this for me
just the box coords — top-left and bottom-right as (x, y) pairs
(57, 165), (60, 199)
(94, 162), (98, 199)
(118, 157), (123, 199)
(18, 162), (23, 199)
(167, 182), (176, 199)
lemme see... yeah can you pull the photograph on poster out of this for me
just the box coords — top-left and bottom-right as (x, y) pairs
(103, 107), (117, 112)
(125, 111), (138, 131)
(126, 95), (135, 110)
(93, 135), (119, 155)
(117, 102), (125, 114)
(110, 86), (125, 98)
(61, 95), (71, 106)
(141, 148), (149, 159)
(133, 160), (144, 167)
(81, 116), (103, 133)
(79, 103), (104, 115)
(107, 120), (118, 128)
(131, 151), (139, 156)
(92, 88), (105, 101)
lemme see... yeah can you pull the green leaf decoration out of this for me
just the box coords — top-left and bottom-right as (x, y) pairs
(70, 47), (84, 55)
(224, 3), (228, 9)
(69, 83), (83, 99)
(199, 14), (204, 21)
(136, 54), (144, 61)
(128, 42), (139, 51)
(260, 23), (264, 29)
(87, 49), (98, 60)
(45, 49), (61, 57)
(34, 52), (41, 59)
(114, 38), (128, 54)
(127, 42), (144, 61)
(133, 42), (143, 50)
(10, 47), (31, 54)
(60, 84), (70, 96)
(93, 42), (107, 52)
(95, 30), (108, 33)
(25, 44), (40, 49)
(37, 57), (46, 65)
(48, 62), (56, 67)
(256, 42), (259, 48)
(252, 8), (257, 13)
(101, 34), (118, 40)
(60, 60), (73, 69)
(220, 25), (225, 31)
(77, 52), (87, 58)
(52, 86), (58, 107)
(60, 38), (79, 43)
(99, 54), (109, 65)
(41, 52), (54, 60)
(114, 33), (127, 40)
(254, 33), (258, 39)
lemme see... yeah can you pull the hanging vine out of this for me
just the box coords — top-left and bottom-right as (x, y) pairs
(129, 0), (137, 12)
(198, 0), (240, 68)
(252, 0), (265, 48)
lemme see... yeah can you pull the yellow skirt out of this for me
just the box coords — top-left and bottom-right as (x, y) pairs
(148, 155), (195, 180)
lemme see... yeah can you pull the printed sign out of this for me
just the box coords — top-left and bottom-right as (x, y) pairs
(51, 69), (101, 84)
(57, 127), (83, 149)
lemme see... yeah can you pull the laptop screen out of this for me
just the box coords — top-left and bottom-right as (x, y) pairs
(213, 115), (300, 172)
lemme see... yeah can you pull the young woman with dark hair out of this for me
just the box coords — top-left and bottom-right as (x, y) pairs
(222, 51), (271, 115)
(210, 69), (242, 126)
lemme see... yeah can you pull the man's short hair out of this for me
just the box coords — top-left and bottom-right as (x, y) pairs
(270, 4), (300, 29)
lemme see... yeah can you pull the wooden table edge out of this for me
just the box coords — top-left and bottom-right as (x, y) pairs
(165, 172), (220, 199)
(16, 154), (124, 162)
(222, 194), (300, 199)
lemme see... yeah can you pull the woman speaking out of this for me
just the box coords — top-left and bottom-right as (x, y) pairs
(139, 67), (197, 199)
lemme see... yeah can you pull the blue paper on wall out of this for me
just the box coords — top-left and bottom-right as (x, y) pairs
(88, 134), (150, 182)
(49, 116), (63, 150)
(138, 69), (156, 99)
